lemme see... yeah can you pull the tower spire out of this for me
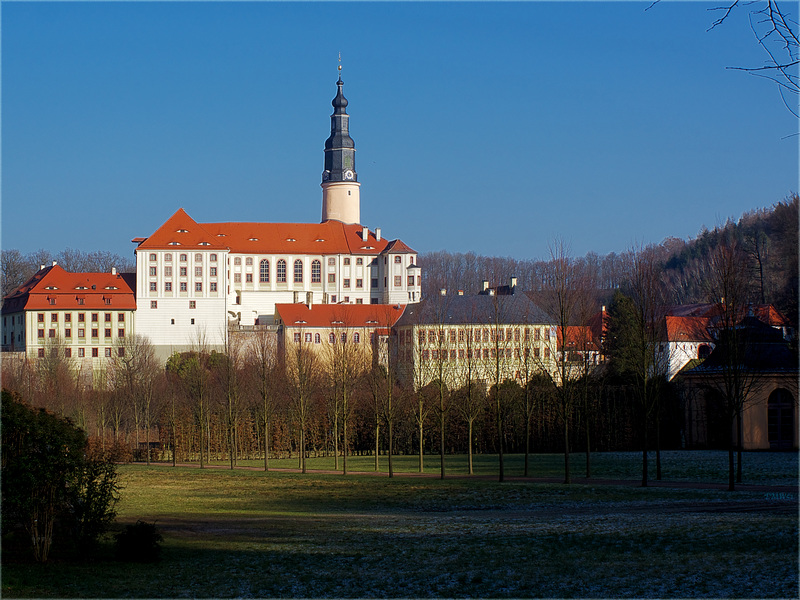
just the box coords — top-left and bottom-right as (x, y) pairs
(321, 66), (360, 224)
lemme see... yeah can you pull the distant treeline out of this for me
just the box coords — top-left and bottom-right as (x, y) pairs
(419, 194), (798, 325)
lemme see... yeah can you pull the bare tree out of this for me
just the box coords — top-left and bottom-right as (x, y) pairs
(249, 326), (278, 471)
(284, 328), (320, 474)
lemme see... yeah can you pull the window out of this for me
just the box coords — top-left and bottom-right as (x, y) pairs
(78, 298), (85, 305)
(37, 330), (44, 338)
(356, 298), (363, 304)
(356, 279), (363, 288)
(311, 260), (321, 283)
(191, 319), (195, 325)
(180, 254), (187, 262)
(210, 282), (217, 292)
(180, 282), (187, 292)
(328, 257), (335, 266)
(50, 313), (58, 323)
(149, 267), (157, 276)
(343, 279), (350, 288)
(195, 282), (202, 292)
(49, 298), (57, 306)
(78, 328), (85, 338)
(353, 332), (360, 343)
(329, 333), (335, 344)
(408, 275), (415, 286)
(118, 347), (125, 357)
(417, 276), (421, 287)
(315, 333), (321, 344)
(195, 267), (202, 277)
(372, 278), (378, 288)
(105, 348), (112, 357)
(341, 333), (347, 343)
(210, 267), (217, 277)
(277, 260), (287, 283)
(328, 273), (336, 284)
(409, 256), (414, 265)
(104, 328), (111, 337)
(394, 276), (402, 287)
(544, 328), (550, 341)
(189, 301), (196, 309)
(150, 282), (157, 292)
(38, 348), (45, 358)
(293, 333), (301, 343)
(92, 313), (99, 322)
(459, 330), (465, 343)
(92, 348), (99, 358)
(344, 258), (350, 265)
(449, 330), (457, 343)
(165, 253), (172, 262)
(294, 260), (303, 283)
(150, 301), (157, 309)
(180, 267), (187, 276)
(210, 253), (217, 261)
(331, 295), (337, 303)
(259, 260), (270, 283)
(246, 257), (253, 266)
(165, 282), (172, 292)
(234, 257), (242, 266)
(544, 347), (550, 358)
(105, 313), (111, 322)
(150, 253), (157, 261)
(195, 253), (202, 262)
(234, 273), (241, 283)
(64, 313), (71, 323)
(246, 273), (253, 283)
(165, 266), (173, 277)
(79, 313), (86, 322)
(534, 328), (541, 341)
(65, 328), (72, 338)
(118, 329), (125, 337)
(78, 348), (85, 357)
(38, 313), (44, 323)
(356, 258), (363, 265)
(47, 329), (55, 338)
(304, 333), (312, 343)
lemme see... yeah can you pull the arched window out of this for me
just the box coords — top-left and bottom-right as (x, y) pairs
(315, 333), (321, 344)
(311, 260), (322, 283)
(294, 260), (303, 283)
(341, 333), (347, 344)
(277, 260), (287, 283)
(246, 257), (253, 266)
(259, 260), (270, 283)
(234, 257), (241, 266)
(353, 332), (360, 344)
(329, 333), (335, 344)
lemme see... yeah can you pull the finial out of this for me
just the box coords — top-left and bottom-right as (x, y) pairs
(338, 52), (342, 80)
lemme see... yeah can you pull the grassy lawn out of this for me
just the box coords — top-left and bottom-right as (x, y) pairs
(2, 453), (797, 598)
(198, 449), (797, 486)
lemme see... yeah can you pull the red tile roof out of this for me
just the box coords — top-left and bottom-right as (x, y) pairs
(275, 303), (406, 329)
(2, 265), (136, 312)
(135, 209), (416, 256)
(664, 316), (714, 342)
(557, 326), (600, 352)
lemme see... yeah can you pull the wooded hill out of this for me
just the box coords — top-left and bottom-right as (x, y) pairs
(419, 194), (798, 327)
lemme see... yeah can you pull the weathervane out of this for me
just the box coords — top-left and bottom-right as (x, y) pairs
(338, 52), (342, 79)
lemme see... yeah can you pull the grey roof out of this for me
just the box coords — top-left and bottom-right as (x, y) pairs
(395, 293), (554, 328)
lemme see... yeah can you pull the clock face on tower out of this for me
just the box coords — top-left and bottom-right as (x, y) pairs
(344, 170), (354, 181)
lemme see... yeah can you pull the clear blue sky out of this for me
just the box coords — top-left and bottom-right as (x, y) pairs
(2, 1), (797, 262)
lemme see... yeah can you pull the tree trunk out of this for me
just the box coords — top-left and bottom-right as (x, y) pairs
(563, 414), (570, 484)
(736, 409), (743, 484)
(264, 418), (270, 471)
(468, 419), (474, 475)
(374, 419), (380, 472)
(418, 417), (424, 473)
(388, 420), (394, 478)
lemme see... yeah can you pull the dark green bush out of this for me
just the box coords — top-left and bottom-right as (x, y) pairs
(114, 520), (163, 562)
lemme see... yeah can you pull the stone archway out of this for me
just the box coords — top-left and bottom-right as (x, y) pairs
(768, 388), (795, 450)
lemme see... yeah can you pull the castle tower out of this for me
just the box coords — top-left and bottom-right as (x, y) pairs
(321, 71), (360, 224)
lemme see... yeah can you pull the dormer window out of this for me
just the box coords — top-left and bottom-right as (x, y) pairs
(286, 238), (296, 242)
(168, 242), (181, 245)
(315, 239), (325, 242)
(75, 286), (88, 290)
(104, 286), (118, 290)
(177, 229), (189, 233)
(199, 242), (210, 246)
(44, 286), (59, 290)
(217, 233), (227, 237)
(249, 238), (259, 242)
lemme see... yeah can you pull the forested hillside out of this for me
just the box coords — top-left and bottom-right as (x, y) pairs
(419, 194), (798, 325)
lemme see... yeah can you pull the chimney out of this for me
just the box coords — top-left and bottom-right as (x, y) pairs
(362, 227), (369, 242)
(458, 290), (464, 296)
(40, 265), (45, 271)
(482, 280), (489, 292)
(111, 267), (117, 276)
(510, 276), (517, 289)
(293, 291), (300, 303)
(440, 288), (446, 296)
(376, 227), (382, 241)
(306, 291), (313, 307)
(52, 261), (57, 267)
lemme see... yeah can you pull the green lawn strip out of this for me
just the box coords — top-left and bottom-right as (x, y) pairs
(174, 450), (798, 486)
